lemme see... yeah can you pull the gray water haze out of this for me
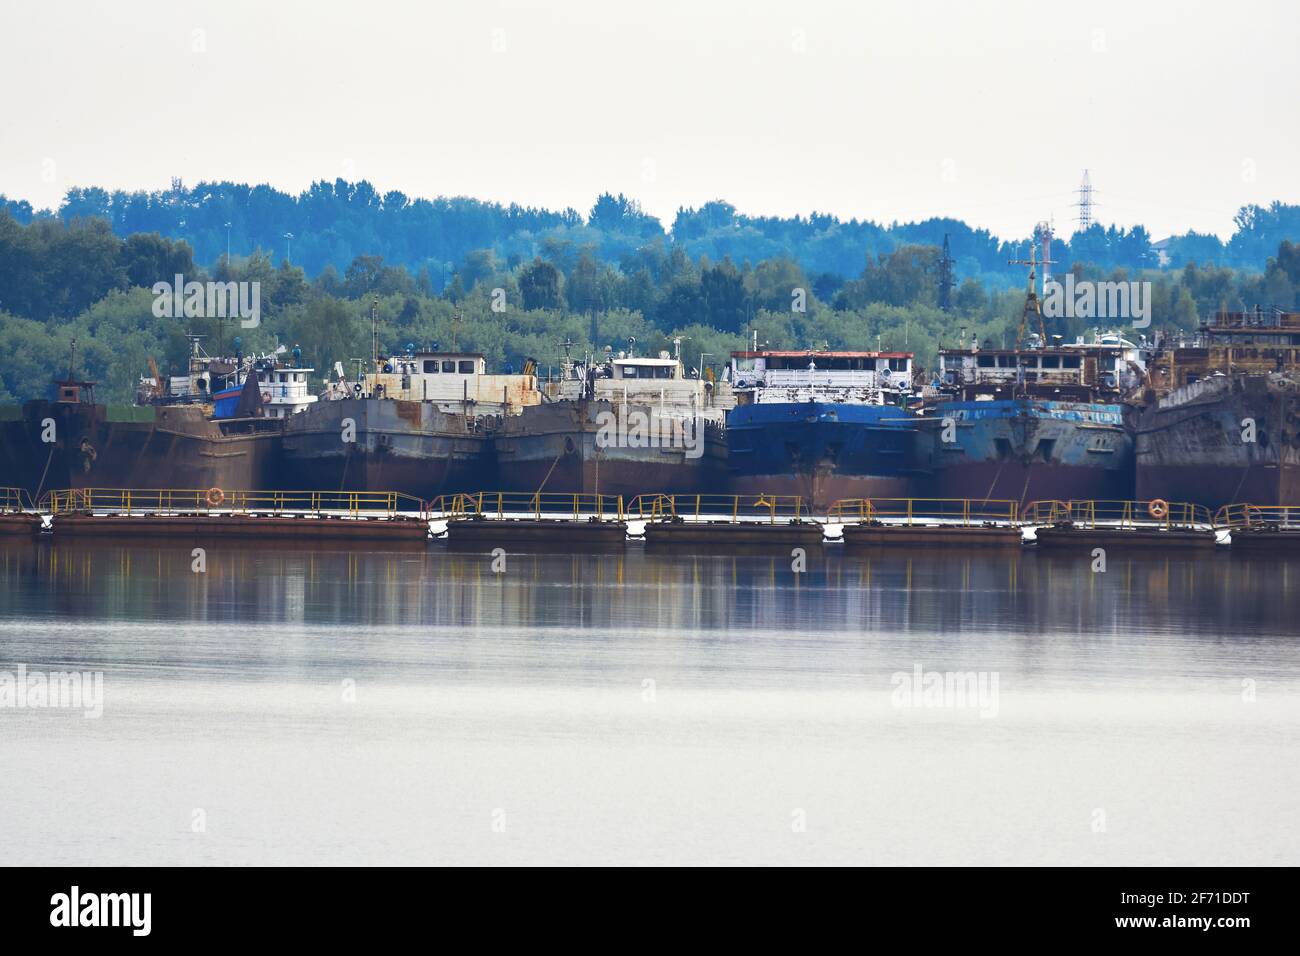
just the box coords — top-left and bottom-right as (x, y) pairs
(1, 539), (1297, 865)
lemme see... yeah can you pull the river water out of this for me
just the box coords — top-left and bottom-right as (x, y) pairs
(1, 538), (1297, 865)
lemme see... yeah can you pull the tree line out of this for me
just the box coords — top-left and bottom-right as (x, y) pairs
(2, 208), (1299, 406)
(5, 182), (1300, 290)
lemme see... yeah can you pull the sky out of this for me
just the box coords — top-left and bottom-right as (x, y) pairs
(0, 0), (1296, 241)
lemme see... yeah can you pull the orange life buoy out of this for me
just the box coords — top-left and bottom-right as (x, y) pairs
(261, 391), (273, 404)
(205, 487), (225, 507)
(1148, 498), (1169, 519)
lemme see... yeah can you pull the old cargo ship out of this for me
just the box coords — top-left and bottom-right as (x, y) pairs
(0, 340), (311, 499)
(1135, 308), (1300, 507)
(922, 258), (1142, 505)
(280, 348), (539, 499)
(493, 341), (731, 498)
(725, 349), (923, 509)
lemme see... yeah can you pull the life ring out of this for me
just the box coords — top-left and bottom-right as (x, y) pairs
(261, 391), (273, 403)
(1148, 498), (1169, 519)
(205, 487), (225, 507)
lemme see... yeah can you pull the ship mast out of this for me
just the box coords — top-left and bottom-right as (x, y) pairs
(1008, 241), (1055, 349)
(370, 296), (379, 373)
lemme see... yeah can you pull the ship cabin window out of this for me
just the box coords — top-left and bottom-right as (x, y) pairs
(441, 360), (456, 373)
(977, 356), (995, 368)
(619, 364), (673, 379)
(423, 360), (438, 373)
(1062, 356), (1082, 369)
(887, 358), (908, 372)
(458, 360), (475, 374)
(998, 356), (1014, 368)
(1041, 355), (1061, 369)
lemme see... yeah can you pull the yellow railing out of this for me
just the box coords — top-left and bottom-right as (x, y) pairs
(827, 498), (1018, 526)
(1214, 503), (1300, 531)
(1, 487), (35, 513)
(629, 493), (808, 524)
(39, 488), (427, 518)
(1019, 500), (1071, 526)
(432, 491), (626, 522)
(1024, 499), (1212, 530)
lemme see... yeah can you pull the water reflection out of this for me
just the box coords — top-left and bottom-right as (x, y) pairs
(3, 536), (1299, 866)
(3, 538), (1298, 683)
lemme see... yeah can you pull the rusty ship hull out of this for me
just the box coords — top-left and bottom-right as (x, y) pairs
(922, 399), (1135, 506)
(492, 400), (727, 499)
(1136, 374), (1300, 507)
(0, 400), (281, 498)
(1, 402), (73, 499)
(280, 398), (492, 500)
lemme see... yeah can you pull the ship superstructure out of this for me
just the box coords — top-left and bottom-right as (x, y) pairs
(495, 339), (731, 497)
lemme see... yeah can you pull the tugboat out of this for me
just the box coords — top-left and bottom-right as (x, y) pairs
(493, 337), (731, 498)
(1135, 308), (1300, 507)
(923, 256), (1140, 505)
(724, 346), (922, 510)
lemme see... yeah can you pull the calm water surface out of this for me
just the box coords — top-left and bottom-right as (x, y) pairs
(1, 538), (1298, 865)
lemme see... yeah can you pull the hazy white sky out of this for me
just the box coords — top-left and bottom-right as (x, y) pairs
(1, 0), (1296, 239)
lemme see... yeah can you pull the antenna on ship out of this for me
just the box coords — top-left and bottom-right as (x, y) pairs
(557, 336), (576, 378)
(1036, 220), (1054, 288)
(369, 296), (380, 373)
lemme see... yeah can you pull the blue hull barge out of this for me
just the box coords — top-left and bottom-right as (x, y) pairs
(725, 350), (925, 509)
(923, 396), (1133, 503)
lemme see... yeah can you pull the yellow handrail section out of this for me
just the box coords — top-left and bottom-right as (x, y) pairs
(1, 487), (36, 513)
(1023, 499), (1212, 529)
(628, 493), (808, 524)
(1019, 500), (1070, 525)
(1214, 503), (1300, 530)
(431, 491), (626, 522)
(39, 488), (427, 518)
(827, 498), (1018, 526)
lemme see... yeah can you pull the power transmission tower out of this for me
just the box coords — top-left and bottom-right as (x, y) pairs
(1074, 170), (1098, 232)
(937, 234), (956, 312)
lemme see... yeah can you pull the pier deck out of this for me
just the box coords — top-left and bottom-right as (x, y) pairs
(1, 488), (42, 536)
(38, 488), (430, 541)
(1025, 500), (1218, 550)
(830, 498), (1023, 548)
(1216, 504), (1300, 553)
(633, 494), (822, 550)
(433, 492), (628, 549)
